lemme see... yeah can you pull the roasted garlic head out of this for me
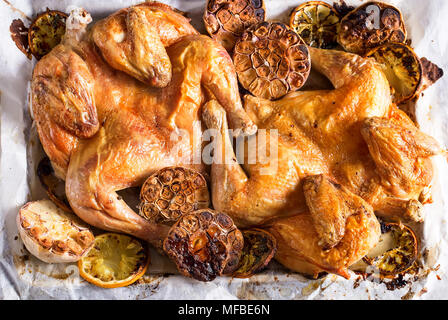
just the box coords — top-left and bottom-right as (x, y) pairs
(204, 0), (266, 51)
(163, 209), (244, 281)
(139, 167), (210, 225)
(233, 21), (311, 100)
(338, 2), (406, 55)
(17, 200), (94, 263)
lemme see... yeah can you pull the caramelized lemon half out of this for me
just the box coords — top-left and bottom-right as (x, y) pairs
(232, 228), (277, 278)
(367, 42), (423, 104)
(351, 222), (418, 277)
(78, 233), (150, 288)
(290, 1), (341, 49)
(29, 9), (67, 60)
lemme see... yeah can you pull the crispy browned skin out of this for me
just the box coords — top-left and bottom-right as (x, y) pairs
(269, 204), (380, 279)
(303, 175), (373, 251)
(203, 47), (440, 277)
(31, 2), (256, 246)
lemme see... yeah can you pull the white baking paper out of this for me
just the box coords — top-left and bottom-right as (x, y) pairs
(1, 0), (448, 300)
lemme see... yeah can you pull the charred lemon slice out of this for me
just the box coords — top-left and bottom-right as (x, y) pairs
(204, 0), (266, 52)
(37, 157), (71, 212)
(234, 22), (311, 100)
(17, 200), (94, 263)
(351, 222), (418, 276)
(232, 228), (277, 278)
(290, 1), (341, 49)
(28, 9), (68, 60)
(78, 233), (150, 288)
(139, 167), (210, 225)
(367, 43), (422, 104)
(163, 209), (244, 282)
(338, 2), (406, 55)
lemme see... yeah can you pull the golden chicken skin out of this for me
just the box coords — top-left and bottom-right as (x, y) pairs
(31, 2), (256, 247)
(31, 1), (441, 280)
(203, 47), (441, 278)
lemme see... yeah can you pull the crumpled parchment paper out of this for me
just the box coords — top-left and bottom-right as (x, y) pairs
(1, 0), (448, 300)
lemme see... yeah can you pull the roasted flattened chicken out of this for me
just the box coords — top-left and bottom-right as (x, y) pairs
(31, 2), (256, 247)
(32, 2), (441, 280)
(203, 47), (441, 277)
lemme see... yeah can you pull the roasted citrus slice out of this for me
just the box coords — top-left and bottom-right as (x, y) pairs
(28, 9), (68, 60)
(139, 167), (210, 225)
(338, 2), (406, 55)
(233, 22), (311, 100)
(232, 228), (277, 278)
(289, 1), (341, 49)
(78, 233), (150, 288)
(351, 222), (418, 276)
(37, 157), (71, 212)
(17, 200), (94, 263)
(204, 0), (266, 52)
(367, 43), (422, 104)
(163, 209), (244, 282)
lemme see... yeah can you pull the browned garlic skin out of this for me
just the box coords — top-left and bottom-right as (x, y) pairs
(233, 21), (311, 100)
(338, 2), (407, 55)
(17, 200), (95, 263)
(203, 0), (266, 52)
(139, 167), (210, 225)
(163, 209), (244, 282)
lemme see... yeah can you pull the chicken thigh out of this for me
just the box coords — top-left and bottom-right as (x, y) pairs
(203, 47), (441, 277)
(31, 2), (256, 247)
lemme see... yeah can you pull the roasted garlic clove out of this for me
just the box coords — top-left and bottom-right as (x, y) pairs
(233, 21), (311, 100)
(28, 9), (68, 60)
(290, 1), (341, 49)
(232, 228), (277, 278)
(350, 222), (418, 276)
(338, 2), (406, 55)
(163, 209), (244, 282)
(203, 0), (266, 52)
(17, 200), (94, 263)
(139, 167), (210, 225)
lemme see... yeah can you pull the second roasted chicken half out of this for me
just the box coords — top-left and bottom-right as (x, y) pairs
(203, 47), (441, 278)
(31, 2), (441, 279)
